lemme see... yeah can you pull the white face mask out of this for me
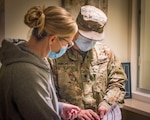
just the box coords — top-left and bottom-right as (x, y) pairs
(75, 34), (97, 52)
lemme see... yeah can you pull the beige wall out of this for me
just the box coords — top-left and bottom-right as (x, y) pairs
(106, 0), (130, 62)
(4, 0), (130, 62)
(5, 0), (61, 40)
(0, 0), (5, 47)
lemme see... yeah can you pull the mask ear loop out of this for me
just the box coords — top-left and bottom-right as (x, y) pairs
(57, 38), (63, 48)
(57, 38), (68, 49)
(47, 36), (52, 57)
(48, 35), (56, 53)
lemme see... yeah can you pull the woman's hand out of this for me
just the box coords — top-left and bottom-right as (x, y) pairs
(77, 109), (100, 120)
(61, 103), (81, 120)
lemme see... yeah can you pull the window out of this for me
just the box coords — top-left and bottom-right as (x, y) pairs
(138, 0), (150, 92)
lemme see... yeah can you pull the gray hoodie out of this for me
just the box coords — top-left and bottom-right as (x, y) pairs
(0, 39), (62, 120)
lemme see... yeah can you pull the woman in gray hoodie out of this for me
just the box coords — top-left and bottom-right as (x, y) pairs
(0, 5), (80, 120)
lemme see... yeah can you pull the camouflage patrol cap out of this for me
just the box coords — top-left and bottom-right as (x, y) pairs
(76, 5), (107, 41)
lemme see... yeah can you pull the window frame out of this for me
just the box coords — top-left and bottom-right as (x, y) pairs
(130, 0), (150, 103)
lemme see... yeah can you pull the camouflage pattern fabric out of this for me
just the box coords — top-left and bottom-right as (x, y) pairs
(48, 43), (127, 112)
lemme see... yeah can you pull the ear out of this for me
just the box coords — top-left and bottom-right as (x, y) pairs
(48, 35), (58, 45)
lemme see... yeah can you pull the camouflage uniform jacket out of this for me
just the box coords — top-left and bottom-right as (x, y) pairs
(49, 43), (127, 111)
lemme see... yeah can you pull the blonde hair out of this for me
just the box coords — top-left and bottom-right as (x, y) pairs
(24, 6), (78, 40)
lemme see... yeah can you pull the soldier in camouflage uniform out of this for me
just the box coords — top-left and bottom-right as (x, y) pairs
(49, 5), (127, 120)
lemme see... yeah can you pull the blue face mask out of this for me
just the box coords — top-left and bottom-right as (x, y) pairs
(48, 45), (67, 59)
(75, 34), (97, 52)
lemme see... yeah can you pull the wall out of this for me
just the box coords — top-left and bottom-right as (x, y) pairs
(0, 0), (5, 47)
(105, 0), (130, 62)
(5, 0), (61, 40)
(4, 0), (130, 63)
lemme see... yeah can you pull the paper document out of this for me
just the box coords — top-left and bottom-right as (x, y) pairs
(103, 104), (122, 120)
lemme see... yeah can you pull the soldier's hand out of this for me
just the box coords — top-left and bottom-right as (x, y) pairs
(77, 109), (99, 120)
(98, 106), (108, 120)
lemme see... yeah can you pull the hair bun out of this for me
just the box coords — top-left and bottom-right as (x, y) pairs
(24, 6), (45, 30)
